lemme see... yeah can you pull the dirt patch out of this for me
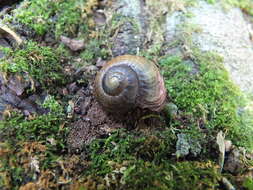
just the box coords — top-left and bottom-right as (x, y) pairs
(67, 82), (165, 152)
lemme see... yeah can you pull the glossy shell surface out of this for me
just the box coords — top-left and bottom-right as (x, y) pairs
(94, 55), (166, 112)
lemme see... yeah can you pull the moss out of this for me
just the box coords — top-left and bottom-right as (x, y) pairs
(121, 160), (221, 190)
(159, 50), (253, 150)
(80, 39), (109, 64)
(79, 159), (221, 190)
(85, 129), (176, 176)
(12, 0), (98, 38)
(0, 95), (67, 143)
(243, 177), (253, 190)
(0, 0), (252, 189)
(0, 96), (69, 189)
(64, 128), (222, 190)
(0, 41), (66, 90)
(206, 0), (253, 16)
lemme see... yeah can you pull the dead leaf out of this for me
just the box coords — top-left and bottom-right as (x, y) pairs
(0, 25), (22, 46)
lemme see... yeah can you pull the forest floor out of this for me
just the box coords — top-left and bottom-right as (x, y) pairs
(0, 0), (253, 190)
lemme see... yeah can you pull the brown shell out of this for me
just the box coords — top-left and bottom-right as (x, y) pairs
(94, 55), (167, 113)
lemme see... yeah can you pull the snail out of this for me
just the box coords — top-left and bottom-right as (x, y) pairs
(94, 55), (167, 113)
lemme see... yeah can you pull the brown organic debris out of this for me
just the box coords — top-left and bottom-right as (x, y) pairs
(67, 97), (125, 150)
(0, 25), (22, 45)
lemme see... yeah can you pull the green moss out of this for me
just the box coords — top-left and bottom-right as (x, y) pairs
(159, 50), (253, 150)
(121, 161), (221, 190)
(243, 177), (253, 190)
(81, 159), (221, 190)
(0, 41), (66, 90)
(70, 129), (222, 190)
(109, 13), (141, 34)
(0, 95), (69, 189)
(206, 0), (253, 16)
(86, 129), (176, 176)
(0, 95), (66, 143)
(80, 39), (109, 64)
(12, 0), (97, 37)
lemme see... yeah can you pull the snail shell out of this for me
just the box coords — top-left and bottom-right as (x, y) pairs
(94, 55), (167, 113)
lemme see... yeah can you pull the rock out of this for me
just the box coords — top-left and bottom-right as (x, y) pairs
(6, 75), (30, 96)
(108, 0), (147, 56)
(0, 72), (48, 117)
(83, 65), (98, 79)
(0, 92), (21, 107)
(18, 99), (38, 115)
(166, 1), (253, 94)
(93, 11), (106, 26)
(190, 2), (253, 94)
(224, 147), (246, 174)
(60, 36), (85, 51)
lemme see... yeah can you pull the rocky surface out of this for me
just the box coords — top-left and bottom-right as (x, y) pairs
(109, 0), (147, 56)
(105, 0), (253, 94)
(166, 1), (253, 94)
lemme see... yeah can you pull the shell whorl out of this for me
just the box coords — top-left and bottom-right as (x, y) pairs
(94, 55), (167, 113)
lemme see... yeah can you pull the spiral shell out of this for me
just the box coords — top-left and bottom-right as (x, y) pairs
(94, 55), (167, 113)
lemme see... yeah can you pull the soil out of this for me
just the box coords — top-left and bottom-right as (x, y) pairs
(66, 82), (165, 151)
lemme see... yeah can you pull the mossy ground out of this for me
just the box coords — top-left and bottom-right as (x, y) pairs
(0, 41), (67, 90)
(159, 50), (253, 150)
(0, 0), (253, 189)
(9, 0), (98, 38)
